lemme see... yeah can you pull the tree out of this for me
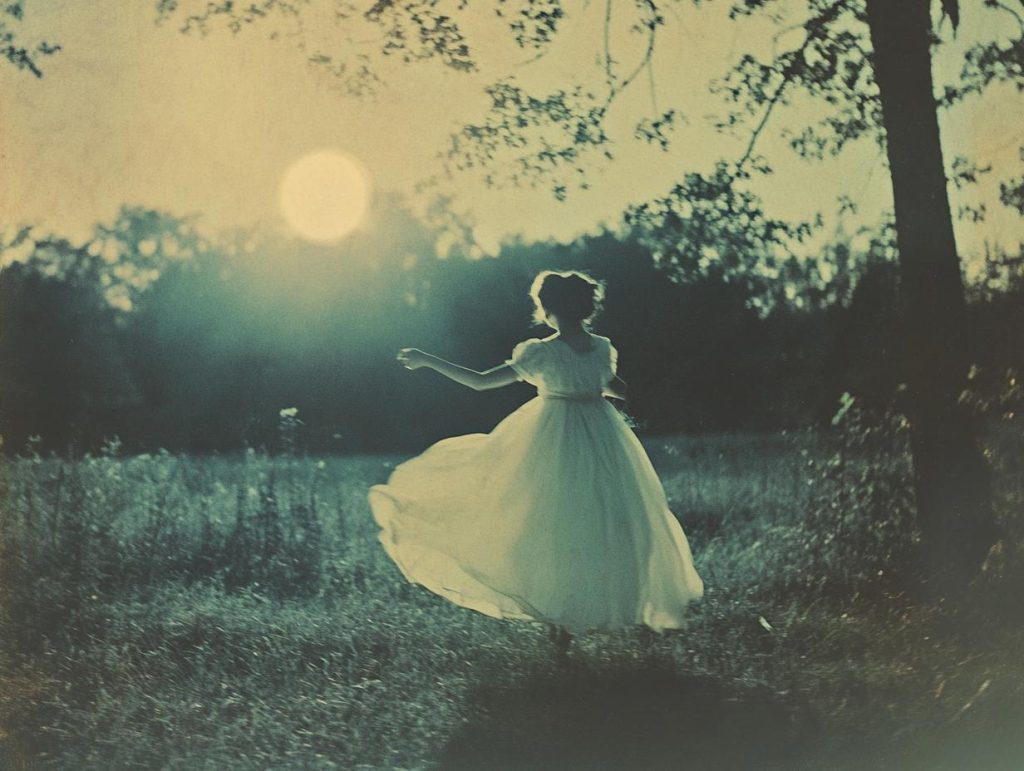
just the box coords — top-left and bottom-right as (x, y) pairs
(0, 238), (140, 453)
(863, 0), (997, 583)
(154, 0), (1018, 582)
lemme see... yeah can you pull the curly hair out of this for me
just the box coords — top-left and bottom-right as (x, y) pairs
(529, 270), (605, 326)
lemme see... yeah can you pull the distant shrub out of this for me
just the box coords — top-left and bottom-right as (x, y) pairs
(961, 367), (1024, 592)
(759, 393), (919, 598)
(0, 450), (329, 654)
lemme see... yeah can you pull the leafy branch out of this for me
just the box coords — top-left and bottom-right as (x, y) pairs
(1, 2), (60, 77)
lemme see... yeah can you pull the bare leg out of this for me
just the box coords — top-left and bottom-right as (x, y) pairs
(637, 624), (658, 655)
(547, 624), (572, 662)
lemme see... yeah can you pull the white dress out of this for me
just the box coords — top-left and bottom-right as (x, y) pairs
(368, 335), (704, 632)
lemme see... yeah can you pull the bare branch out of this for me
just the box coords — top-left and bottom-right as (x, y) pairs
(604, 0), (615, 90)
(647, 49), (659, 113)
(985, 0), (1024, 35)
(616, 0), (660, 95)
(723, 1), (855, 170)
(735, 66), (791, 169)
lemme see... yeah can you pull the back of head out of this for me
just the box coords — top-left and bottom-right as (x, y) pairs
(530, 270), (604, 326)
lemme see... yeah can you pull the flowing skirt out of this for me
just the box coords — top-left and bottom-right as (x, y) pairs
(368, 397), (703, 631)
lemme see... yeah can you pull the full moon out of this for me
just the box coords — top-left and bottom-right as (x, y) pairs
(279, 151), (373, 242)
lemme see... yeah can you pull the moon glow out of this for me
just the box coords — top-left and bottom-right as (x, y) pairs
(279, 151), (372, 242)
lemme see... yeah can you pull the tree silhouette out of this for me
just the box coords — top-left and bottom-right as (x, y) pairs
(862, 0), (997, 586)
(0, 241), (138, 453)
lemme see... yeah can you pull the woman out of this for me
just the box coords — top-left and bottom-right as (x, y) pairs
(368, 270), (703, 655)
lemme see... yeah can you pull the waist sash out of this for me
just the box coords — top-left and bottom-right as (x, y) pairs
(541, 392), (604, 403)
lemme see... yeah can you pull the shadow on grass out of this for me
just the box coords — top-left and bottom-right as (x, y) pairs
(439, 663), (823, 771)
(438, 657), (1024, 771)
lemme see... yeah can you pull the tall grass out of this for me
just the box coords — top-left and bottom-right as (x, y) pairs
(1, 422), (1022, 769)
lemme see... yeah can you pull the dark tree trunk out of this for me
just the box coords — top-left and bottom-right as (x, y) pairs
(865, 0), (997, 588)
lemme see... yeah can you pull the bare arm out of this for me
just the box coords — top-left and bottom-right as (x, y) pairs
(398, 348), (520, 391)
(603, 375), (628, 401)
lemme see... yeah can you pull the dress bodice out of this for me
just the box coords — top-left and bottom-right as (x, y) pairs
(506, 335), (617, 398)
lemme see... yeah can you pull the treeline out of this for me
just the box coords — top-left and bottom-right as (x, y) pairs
(1, 203), (1021, 455)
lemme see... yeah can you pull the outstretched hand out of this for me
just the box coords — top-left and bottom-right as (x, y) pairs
(397, 348), (430, 370)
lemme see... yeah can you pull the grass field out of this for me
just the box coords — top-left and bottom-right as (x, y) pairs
(2, 427), (1023, 769)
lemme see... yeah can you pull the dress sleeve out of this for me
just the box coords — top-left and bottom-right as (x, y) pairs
(506, 338), (546, 382)
(607, 337), (619, 375)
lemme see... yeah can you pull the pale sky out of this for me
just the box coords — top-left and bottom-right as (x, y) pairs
(1, 0), (1020, 269)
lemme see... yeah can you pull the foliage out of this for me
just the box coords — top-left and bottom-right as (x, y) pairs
(0, 254), (140, 452)
(997, 146), (1024, 216)
(0, 2), (60, 77)
(624, 160), (818, 302)
(939, 14), (1024, 222)
(709, 1), (880, 162)
(961, 365), (1024, 548)
(941, 25), (1024, 105)
(444, 80), (610, 201)
(89, 207), (210, 311)
(777, 392), (918, 594)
